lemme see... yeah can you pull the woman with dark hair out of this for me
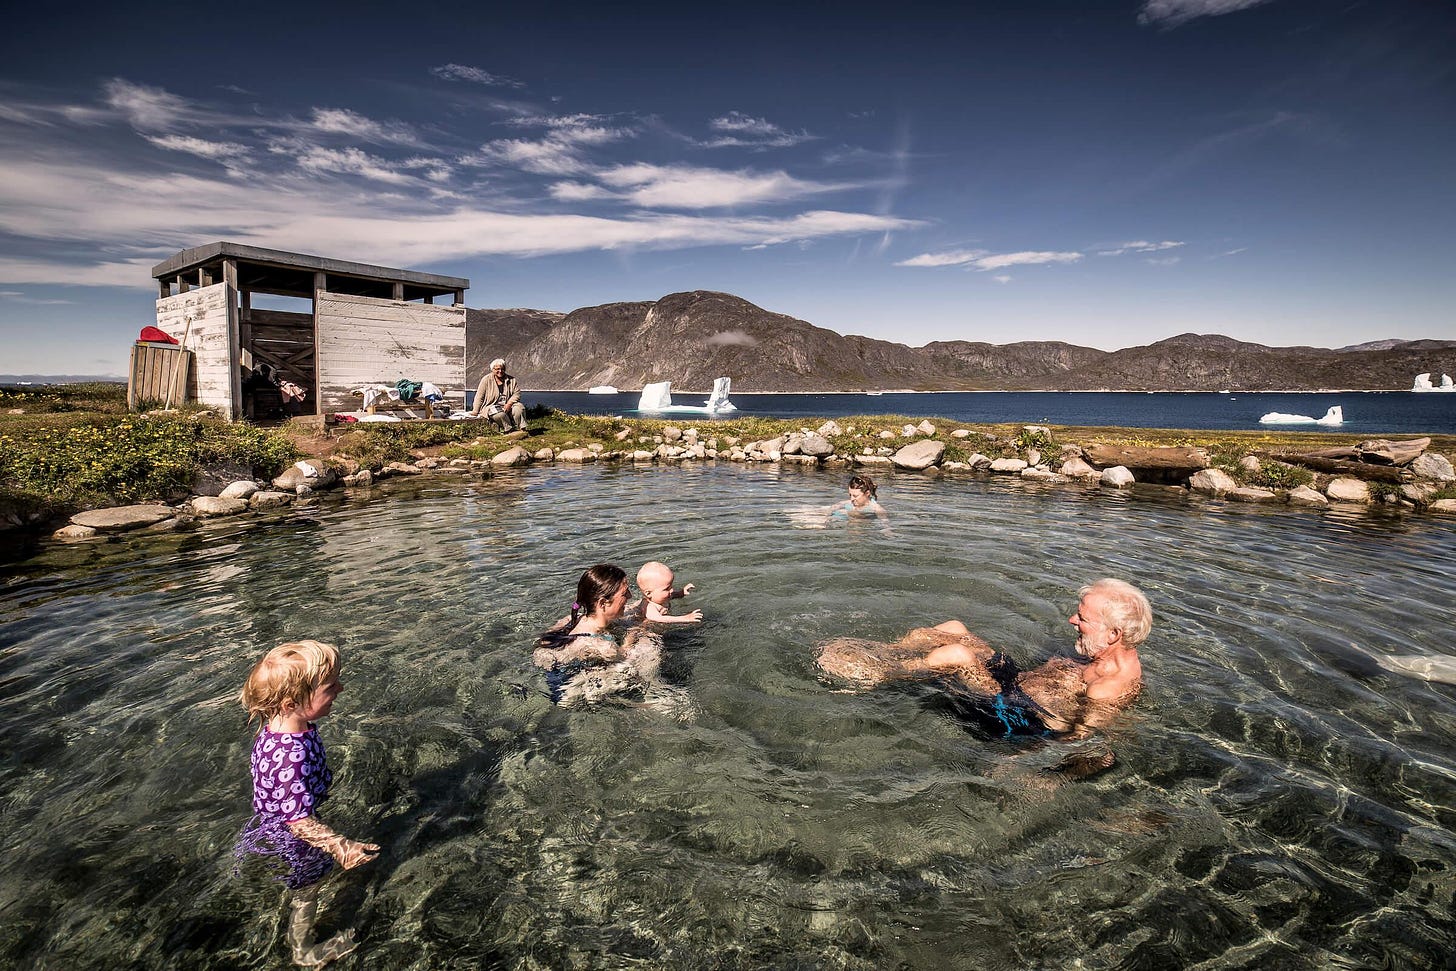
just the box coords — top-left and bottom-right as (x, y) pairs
(825, 475), (891, 532)
(534, 564), (662, 706)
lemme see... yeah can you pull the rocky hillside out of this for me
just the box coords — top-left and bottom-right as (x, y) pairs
(465, 290), (1456, 392)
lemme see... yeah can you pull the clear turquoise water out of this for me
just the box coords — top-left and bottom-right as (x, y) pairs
(2, 466), (1455, 969)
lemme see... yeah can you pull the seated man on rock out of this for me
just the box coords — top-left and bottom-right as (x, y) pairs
(471, 357), (527, 431)
(817, 578), (1150, 739)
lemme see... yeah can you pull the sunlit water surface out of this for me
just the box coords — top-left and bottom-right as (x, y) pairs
(3, 466), (1455, 969)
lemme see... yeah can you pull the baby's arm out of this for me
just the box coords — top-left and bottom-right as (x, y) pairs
(287, 816), (380, 870)
(645, 599), (703, 624)
(672, 582), (695, 600)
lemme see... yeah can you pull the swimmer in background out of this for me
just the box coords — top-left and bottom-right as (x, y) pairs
(234, 640), (380, 968)
(817, 579), (1150, 739)
(630, 560), (702, 625)
(825, 475), (891, 534)
(535, 564), (664, 704)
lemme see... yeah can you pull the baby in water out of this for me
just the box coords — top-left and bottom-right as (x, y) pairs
(629, 561), (702, 625)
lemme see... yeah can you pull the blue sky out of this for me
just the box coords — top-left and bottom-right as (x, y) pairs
(1, 0), (1452, 376)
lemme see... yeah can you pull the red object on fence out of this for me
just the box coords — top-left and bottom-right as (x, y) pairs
(138, 326), (178, 344)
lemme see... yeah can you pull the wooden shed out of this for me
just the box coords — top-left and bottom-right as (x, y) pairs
(149, 242), (470, 420)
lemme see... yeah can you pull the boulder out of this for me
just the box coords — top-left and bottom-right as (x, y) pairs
(1022, 468), (1068, 483)
(383, 461), (422, 476)
(53, 523), (98, 540)
(249, 491), (292, 510)
(967, 453), (993, 470)
(557, 448), (595, 462)
(1287, 485), (1327, 507)
(990, 458), (1028, 473)
(782, 436), (802, 455)
(855, 455), (894, 467)
(342, 470), (374, 486)
(1059, 457), (1097, 477)
(892, 439), (945, 470)
(491, 447), (529, 466)
(414, 457), (439, 469)
(1409, 453), (1455, 482)
(632, 450), (656, 462)
(1400, 483), (1439, 504)
(1325, 477), (1370, 503)
(1188, 468), (1239, 496)
(71, 504), (175, 532)
(272, 461), (337, 491)
(1025, 448), (1041, 466)
(191, 496), (250, 518)
(1228, 487), (1278, 503)
(1100, 467), (1135, 488)
(533, 448), (555, 461)
(799, 435), (835, 458)
(1238, 455), (1262, 473)
(663, 426), (683, 442)
(951, 429), (971, 439)
(1430, 499), (1456, 515)
(615, 428), (632, 441)
(916, 420), (936, 436)
(817, 420), (842, 437)
(1023, 425), (1051, 439)
(219, 480), (261, 500)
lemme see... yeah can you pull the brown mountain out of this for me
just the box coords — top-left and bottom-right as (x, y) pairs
(465, 290), (1456, 392)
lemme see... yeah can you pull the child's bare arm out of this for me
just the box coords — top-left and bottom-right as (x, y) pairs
(287, 816), (380, 869)
(672, 582), (696, 600)
(645, 600), (703, 624)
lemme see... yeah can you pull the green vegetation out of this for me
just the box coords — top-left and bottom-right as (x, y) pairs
(1, 383), (296, 522)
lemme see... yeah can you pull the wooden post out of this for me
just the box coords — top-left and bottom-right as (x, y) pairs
(392, 282), (404, 300)
(454, 289), (464, 306)
(158, 280), (171, 298)
(224, 259), (241, 420)
(312, 271), (326, 416)
(177, 275), (190, 293)
(424, 294), (434, 305)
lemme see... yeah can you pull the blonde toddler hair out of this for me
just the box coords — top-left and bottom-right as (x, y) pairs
(239, 640), (340, 726)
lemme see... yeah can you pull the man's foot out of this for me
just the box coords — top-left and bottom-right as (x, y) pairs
(292, 928), (359, 967)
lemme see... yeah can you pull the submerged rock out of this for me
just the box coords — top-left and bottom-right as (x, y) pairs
(190, 496), (249, 517)
(1325, 477), (1371, 503)
(71, 504), (174, 532)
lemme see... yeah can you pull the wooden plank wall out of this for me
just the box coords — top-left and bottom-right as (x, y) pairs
(315, 292), (466, 413)
(127, 344), (192, 409)
(155, 283), (236, 415)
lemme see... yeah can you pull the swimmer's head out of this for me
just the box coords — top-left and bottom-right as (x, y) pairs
(848, 475), (877, 505)
(1074, 579), (1152, 650)
(576, 563), (629, 618)
(239, 640), (341, 726)
(636, 561), (675, 605)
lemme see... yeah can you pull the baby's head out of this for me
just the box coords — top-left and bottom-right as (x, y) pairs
(239, 640), (341, 726)
(636, 561), (676, 606)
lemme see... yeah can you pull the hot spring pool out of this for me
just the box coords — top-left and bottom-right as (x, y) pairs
(2, 464), (1454, 968)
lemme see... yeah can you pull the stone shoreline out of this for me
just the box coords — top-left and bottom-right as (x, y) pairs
(48, 419), (1456, 541)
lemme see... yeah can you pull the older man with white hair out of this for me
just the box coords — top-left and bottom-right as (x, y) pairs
(817, 578), (1152, 737)
(471, 358), (526, 431)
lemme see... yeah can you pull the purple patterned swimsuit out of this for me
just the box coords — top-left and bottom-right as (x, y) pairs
(234, 725), (335, 889)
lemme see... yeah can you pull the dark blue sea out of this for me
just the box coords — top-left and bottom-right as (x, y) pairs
(518, 390), (1456, 436)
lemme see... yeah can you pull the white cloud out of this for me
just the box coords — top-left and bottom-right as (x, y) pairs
(431, 63), (526, 88)
(463, 137), (592, 175)
(309, 108), (419, 146)
(146, 134), (251, 162)
(1146, 256), (1182, 266)
(703, 111), (814, 148)
(596, 163), (848, 209)
(992, 275), (1013, 284)
(549, 181), (614, 201)
(1097, 240), (1185, 256)
(897, 249), (1083, 271)
(1138, 0), (1273, 29)
(280, 145), (415, 185)
(102, 78), (191, 130)
(705, 330), (758, 347)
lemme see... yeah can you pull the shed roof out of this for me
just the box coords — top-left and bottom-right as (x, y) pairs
(152, 242), (469, 300)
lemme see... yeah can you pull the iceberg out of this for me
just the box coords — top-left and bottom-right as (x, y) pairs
(1412, 372), (1456, 392)
(588, 385), (618, 394)
(637, 377), (737, 414)
(1258, 405), (1343, 426)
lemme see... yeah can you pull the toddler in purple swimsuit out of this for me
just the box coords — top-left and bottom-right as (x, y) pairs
(235, 640), (380, 968)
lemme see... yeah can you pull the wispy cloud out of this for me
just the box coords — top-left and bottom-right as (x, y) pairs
(702, 111), (815, 148)
(146, 134), (252, 163)
(102, 78), (192, 130)
(1097, 240), (1185, 256)
(1138, 0), (1274, 29)
(595, 163), (849, 209)
(897, 249), (1083, 271)
(992, 274), (1013, 284)
(1146, 255), (1182, 266)
(0, 290), (73, 304)
(431, 63), (526, 89)
(309, 107), (419, 146)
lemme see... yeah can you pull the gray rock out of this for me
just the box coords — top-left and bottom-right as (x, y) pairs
(53, 523), (98, 540)
(951, 429), (971, 439)
(1228, 487), (1278, 503)
(1022, 468), (1069, 483)
(1325, 477), (1370, 503)
(504, 429), (529, 440)
(1100, 466), (1135, 488)
(1188, 468), (1239, 496)
(1023, 425), (1051, 438)
(219, 480), (260, 500)
(990, 458), (1028, 473)
(663, 426), (683, 442)
(878, 430), (897, 439)
(1401, 482), (1439, 504)
(900, 424), (918, 437)
(383, 461), (422, 476)
(342, 470), (374, 486)
(1238, 455), (1262, 473)
(615, 428), (632, 441)
(249, 491), (292, 510)
(533, 448), (555, 461)
(1409, 452), (1455, 482)
(1430, 499), (1456, 515)
(892, 439), (945, 470)
(1025, 448), (1041, 466)
(916, 420), (936, 436)
(632, 450), (656, 461)
(191, 496), (250, 517)
(71, 504), (175, 532)
(817, 420), (842, 437)
(799, 435), (835, 457)
(557, 448), (595, 462)
(855, 454), (894, 467)
(272, 460), (337, 491)
(782, 436), (802, 455)
(414, 457), (439, 469)
(492, 447), (529, 466)
(1287, 485), (1327, 507)
(1060, 457), (1097, 477)
(967, 453), (992, 470)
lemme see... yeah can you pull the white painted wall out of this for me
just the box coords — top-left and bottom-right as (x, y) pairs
(156, 283), (236, 414)
(315, 292), (466, 413)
